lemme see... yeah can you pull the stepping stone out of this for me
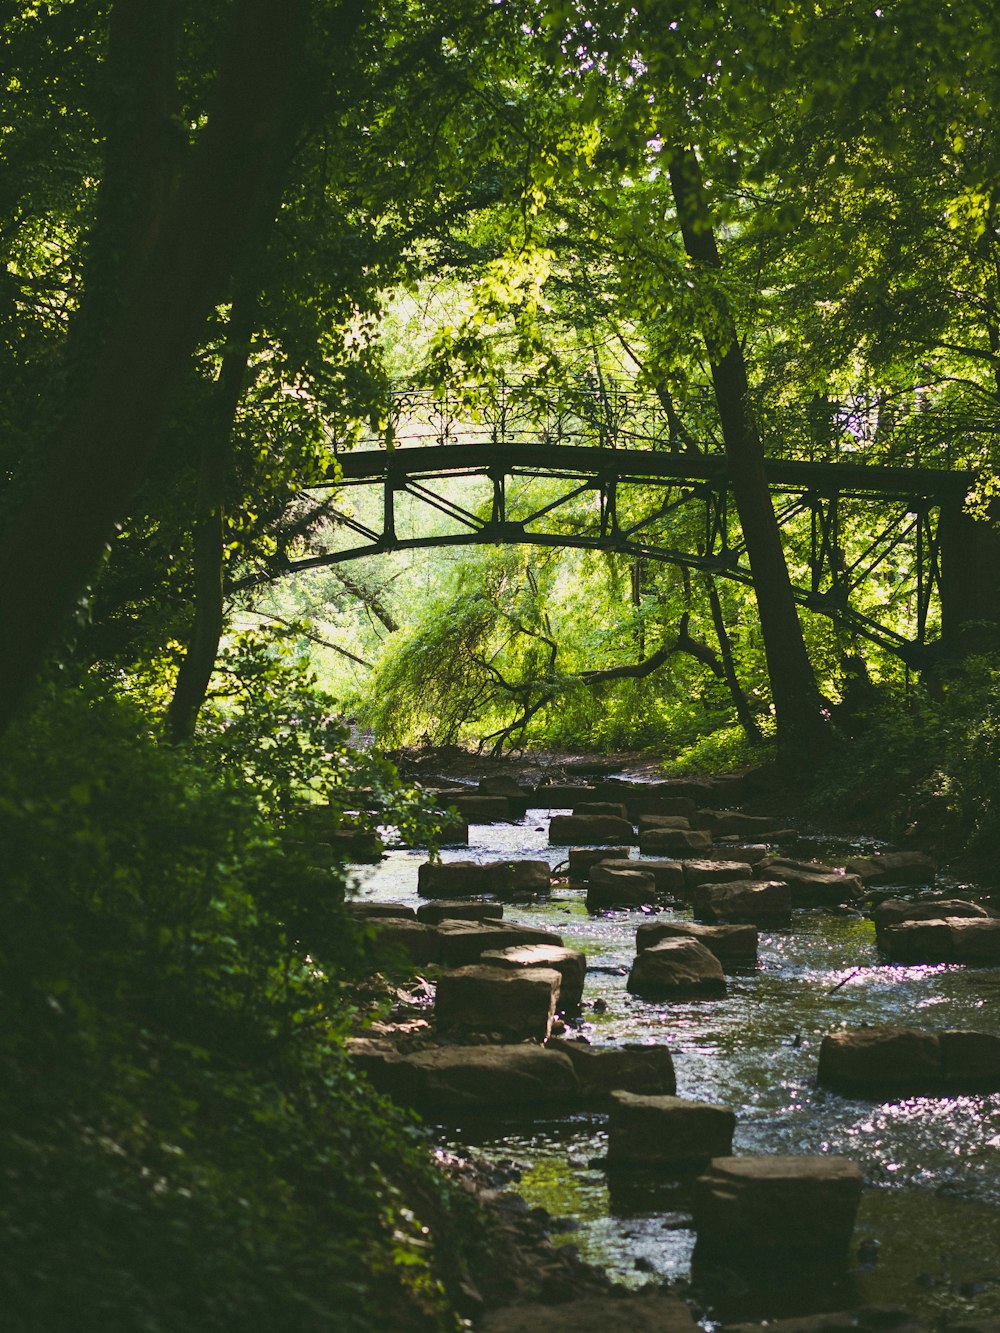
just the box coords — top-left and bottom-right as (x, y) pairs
(941, 1029), (1000, 1085)
(681, 859), (753, 893)
(480, 943), (587, 1012)
(547, 1038), (676, 1097)
(323, 827), (385, 861)
(607, 1091), (735, 1167)
(761, 864), (863, 907)
(640, 827), (712, 855)
(573, 801), (629, 818)
(817, 1024), (1000, 1092)
(417, 859), (550, 899)
(438, 821), (469, 847)
(435, 964), (561, 1040)
(620, 793), (698, 820)
(878, 916), (1000, 964)
(476, 775), (529, 817)
(436, 918), (563, 967)
(693, 879), (792, 926)
(600, 857), (685, 896)
(587, 863), (657, 911)
(347, 901), (416, 919)
(845, 851), (937, 885)
(366, 918), (441, 965)
(480, 1292), (700, 1333)
(416, 900), (504, 924)
(692, 1155), (863, 1258)
(637, 814), (691, 831)
(549, 813), (635, 845)
(567, 845), (631, 883)
(871, 897), (991, 935)
(636, 919), (758, 970)
(817, 1025), (943, 1092)
(348, 1040), (580, 1109)
(626, 937), (726, 997)
(535, 783), (599, 807)
(694, 809), (788, 837)
(438, 794), (513, 823)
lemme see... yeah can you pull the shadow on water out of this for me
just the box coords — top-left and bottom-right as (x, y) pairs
(354, 808), (1000, 1323)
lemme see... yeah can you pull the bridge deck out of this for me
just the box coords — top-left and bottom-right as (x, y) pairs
(322, 443), (972, 501)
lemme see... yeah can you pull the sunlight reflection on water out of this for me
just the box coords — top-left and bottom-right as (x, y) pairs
(353, 808), (1000, 1320)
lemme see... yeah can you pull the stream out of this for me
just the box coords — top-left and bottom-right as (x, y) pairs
(351, 784), (1000, 1326)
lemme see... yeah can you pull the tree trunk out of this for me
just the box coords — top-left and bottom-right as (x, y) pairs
(667, 146), (830, 756)
(0, 0), (318, 737)
(166, 289), (256, 743)
(703, 574), (765, 744)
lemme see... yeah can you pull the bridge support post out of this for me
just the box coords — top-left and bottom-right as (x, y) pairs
(939, 499), (1000, 658)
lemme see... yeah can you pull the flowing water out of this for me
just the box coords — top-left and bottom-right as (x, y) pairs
(352, 799), (1000, 1326)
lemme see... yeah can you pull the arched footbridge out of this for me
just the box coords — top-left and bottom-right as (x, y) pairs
(237, 383), (997, 665)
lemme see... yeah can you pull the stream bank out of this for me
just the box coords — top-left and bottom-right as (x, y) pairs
(349, 752), (1000, 1330)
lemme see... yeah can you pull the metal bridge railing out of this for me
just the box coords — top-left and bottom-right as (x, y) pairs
(338, 377), (997, 471)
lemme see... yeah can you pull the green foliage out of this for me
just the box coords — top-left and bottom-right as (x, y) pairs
(804, 656), (1000, 856)
(0, 681), (477, 1330)
(663, 723), (777, 776)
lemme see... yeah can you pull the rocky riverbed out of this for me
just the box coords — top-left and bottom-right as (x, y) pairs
(343, 754), (1000, 1331)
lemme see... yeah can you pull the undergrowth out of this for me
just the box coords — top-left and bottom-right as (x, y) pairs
(0, 666), (485, 1331)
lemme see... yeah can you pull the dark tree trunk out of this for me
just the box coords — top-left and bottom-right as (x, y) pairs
(0, 0), (320, 737)
(166, 289), (256, 743)
(667, 146), (830, 756)
(704, 574), (765, 744)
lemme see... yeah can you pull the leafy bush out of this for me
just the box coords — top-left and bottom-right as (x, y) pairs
(663, 722), (776, 775)
(803, 654), (1000, 855)
(0, 680), (479, 1331)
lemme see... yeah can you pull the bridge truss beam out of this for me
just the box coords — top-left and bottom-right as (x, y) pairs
(240, 444), (972, 665)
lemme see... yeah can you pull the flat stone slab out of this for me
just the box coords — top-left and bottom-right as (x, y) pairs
(435, 964), (561, 1040)
(818, 1024), (1000, 1093)
(681, 859), (753, 893)
(348, 901), (416, 919)
(601, 857), (685, 896)
(607, 1091), (736, 1167)
(549, 813), (636, 845)
(845, 851), (937, 885)
(636, 919), (758, 970)
(587, 863), (657, 911)
(436, 919), (564, 967)
(871, 897), (991, 933)
(567, 846), (631, 883)
(481, 944), (587, 1012)
(619, 793), (698, 819)
(693, 879), (792, 926)
(692, 1155), (863, 1257)
(367, 918), (441, 965)
(640, 827), (712, 856)
(481, 1292), (700, 1333)
(416, 900), (504, 924)
(348, 1040), (580, 1109)
(547, 1038), (676, 1097)
(761, 864), (864, 907)
(878, 916), (1000, 964)
(695, 809), (788, 837)
(638, 814), (692, 831)
(535, 783), (599, 807)
(443, 794), (513, 822)
(573, 800), (629, 818)
(417, 859), (550, 899)
(627, 937), (726, 998)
